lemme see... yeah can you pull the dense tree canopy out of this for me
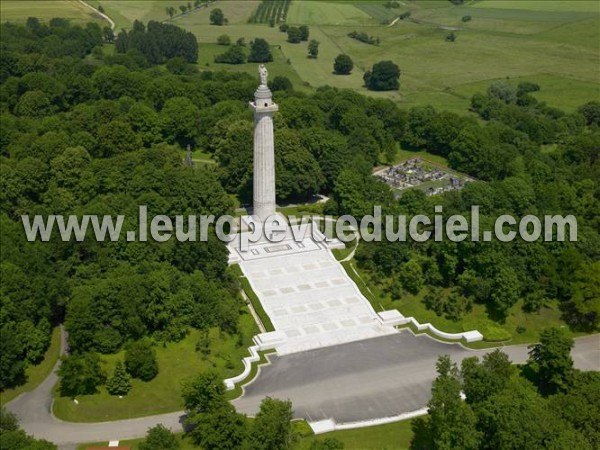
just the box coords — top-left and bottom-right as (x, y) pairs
(0, 16), (597, 405)
(115, 20), (198, 64)
(411, 350), (598, 450)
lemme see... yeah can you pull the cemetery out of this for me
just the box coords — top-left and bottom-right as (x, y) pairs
(375, 158), (474, 196)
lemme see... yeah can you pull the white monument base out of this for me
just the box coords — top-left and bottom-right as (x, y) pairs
(228, 218), (400, 355)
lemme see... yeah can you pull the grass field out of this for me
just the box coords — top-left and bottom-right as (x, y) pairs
(87, 0), (180, 30)
(0, 0), (107, 25)
(86, 0), (260, 30)
(347, 261), (585, 348)
(197, 42), (309, 92)
(180, 0), (598, 113)
(53, 313), (259, 422)
(473, 0), (599, 13)
(287, 1), (373, 26)
(4, 1), (597, 113)
(78, 417), (414, 450)
(0, 327), (61, 406)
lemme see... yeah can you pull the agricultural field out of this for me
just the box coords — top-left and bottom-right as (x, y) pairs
(0, 0), (106, 25)
(287, 1), (374, 25)
(472, 0), (599, 13)
(180, 0), (599, 113)
(4, 1), (598, 114)
(86, 0), (182, 30)
(248, 0), (291, 24)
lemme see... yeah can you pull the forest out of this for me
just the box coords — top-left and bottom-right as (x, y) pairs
(0, 14), (598, 448)
(410, 329), (600, 450)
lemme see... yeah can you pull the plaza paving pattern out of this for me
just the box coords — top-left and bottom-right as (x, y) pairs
(233, 236), (399, 354)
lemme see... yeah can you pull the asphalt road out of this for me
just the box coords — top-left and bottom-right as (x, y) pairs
(6, 330), (599, 448)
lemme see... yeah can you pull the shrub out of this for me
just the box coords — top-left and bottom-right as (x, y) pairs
(269, 75), (293, 92)
(299, 25), (309, 41)
(347, 30), (379, 45)
(214, 45), (246, 64)
(166, 56), (190, 74)
(139, 424), (180, 450)
(279, 23), (289, 32)
(287, 26), (302, 43)
(125, 339), (159, 381)
(462, 15), (472, 22)
(216, 34), (230, 45)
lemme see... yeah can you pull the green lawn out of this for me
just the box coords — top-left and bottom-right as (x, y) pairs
(53, 313), (259, 422)
(286, 1), (374, 26)
(7, 0), (596, 114)
(344, 258), (584, 348)
(297, 419), (413, 450)
(3, 0), (598, 113)
(79, 418), (414, 450)
(1, 326), (61, 406)
(473, 0), (599, 13)
(0, 0), (107, 25)
(393, 147), (450, 167)
(87, 0), (181, 30)
(178, 148), (216, 164)
(77, 433), (198, 450)
(195, 42), (309, 92)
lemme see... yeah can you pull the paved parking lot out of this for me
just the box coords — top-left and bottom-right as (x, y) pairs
(233, 331), (600, 423)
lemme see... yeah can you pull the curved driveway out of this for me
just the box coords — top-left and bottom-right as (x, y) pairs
(6, 330), (599, 447)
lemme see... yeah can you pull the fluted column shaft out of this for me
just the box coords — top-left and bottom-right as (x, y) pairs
(250, 84), (278, 222)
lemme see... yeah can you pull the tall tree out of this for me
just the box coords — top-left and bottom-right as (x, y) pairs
(308, 39), (319, 58)
(248, 397), (294, 450)
(411, 356), (480, 450)
(287, 27), (302, 43)
(528, 327), (574, 395)
(58, 352), (106, 397)
(210, 8), (225, 25)
(248, 38), (273, 62)
(106, 360), (132, 396)
(299, 25), (310, 41)
(333, 54), (353, 75)
(364, 61), (400, 91)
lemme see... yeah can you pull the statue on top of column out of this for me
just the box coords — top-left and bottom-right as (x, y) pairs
(258, 64), (268, 86)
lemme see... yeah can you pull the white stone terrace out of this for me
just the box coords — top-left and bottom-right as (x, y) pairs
(228, 225), (401, 355)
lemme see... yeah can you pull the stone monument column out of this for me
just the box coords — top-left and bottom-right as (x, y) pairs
(250, 65), (278, 222)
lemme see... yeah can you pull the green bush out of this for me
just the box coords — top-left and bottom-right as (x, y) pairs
(125, 339), (159, 381)
(214, 45), (246, 64)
